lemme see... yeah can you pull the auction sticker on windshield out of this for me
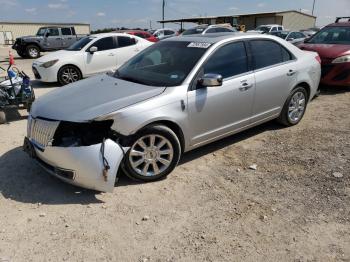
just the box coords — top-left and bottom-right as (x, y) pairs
(187, 42), (211, 48)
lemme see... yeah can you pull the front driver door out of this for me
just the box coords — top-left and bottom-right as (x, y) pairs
(187, 41), (255, 147)
(84, 36), (118, 75)
(43, 28), (61, 50)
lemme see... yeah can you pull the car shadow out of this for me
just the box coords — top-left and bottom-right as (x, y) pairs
(319, 85), (349, 95)
(117, 120), (284, 186)
(0, 146), (103, 205)
(32, 80), (59, 89)
(1, 107), (28, 123)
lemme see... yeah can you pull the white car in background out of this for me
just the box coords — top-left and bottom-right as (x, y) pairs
(32, 33), (152, 85)
(248, 24), (284, 34)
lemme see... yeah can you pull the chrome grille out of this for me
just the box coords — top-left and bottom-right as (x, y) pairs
(28, 116), (60, 148)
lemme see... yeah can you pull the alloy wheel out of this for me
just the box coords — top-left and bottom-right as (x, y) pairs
(288, 91), (306, 123)
(129, 134), (174, 177)
(61, 67), (80, 84)
(28, 48), (38, 58)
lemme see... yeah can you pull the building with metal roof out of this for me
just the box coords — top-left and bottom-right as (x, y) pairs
(158, 10), (316, 31)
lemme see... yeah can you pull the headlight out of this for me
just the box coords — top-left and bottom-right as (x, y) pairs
(332, 55), (350, 64)
(40, 59), (59, 68)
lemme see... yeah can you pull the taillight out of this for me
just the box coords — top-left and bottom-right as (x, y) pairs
(315, 55), (321, 64)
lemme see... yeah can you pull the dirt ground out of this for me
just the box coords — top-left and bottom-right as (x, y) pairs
(0, 46), (349, 262)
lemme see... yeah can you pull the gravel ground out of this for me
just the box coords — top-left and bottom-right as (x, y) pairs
(0, 46), (349, 262)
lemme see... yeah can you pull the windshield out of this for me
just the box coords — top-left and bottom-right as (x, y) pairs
(271, 31), (289, 39)
(66, 36), (95, 51)
(36, 28), (47, 36)
(182, 27), (206, 35)
(256, 26), (271, 33)
(114, 41), (209, 87)
(308, 26), (350, 44)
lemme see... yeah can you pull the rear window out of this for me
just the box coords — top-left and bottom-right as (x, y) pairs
(61, 27), (72, 36)
(309, 26), (350, 44)
(250, 40), (293, 70)
(118, 36), (136, 47)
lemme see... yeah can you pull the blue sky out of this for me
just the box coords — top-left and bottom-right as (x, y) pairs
(0, 0), (349, 30)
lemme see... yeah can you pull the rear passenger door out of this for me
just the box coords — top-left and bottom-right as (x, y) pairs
(249, 39), (297, 122)
(187, 41), (255, 146)
(114, 36), (138, 68)
(61, 27), (75, 48)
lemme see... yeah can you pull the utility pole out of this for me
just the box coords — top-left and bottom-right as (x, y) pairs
(162, 0), (165, 28)
(312, 0), (316, 15)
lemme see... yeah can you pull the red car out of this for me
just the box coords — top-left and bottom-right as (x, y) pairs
(124, 30), (159, 43)
(298, 17), (350, 87)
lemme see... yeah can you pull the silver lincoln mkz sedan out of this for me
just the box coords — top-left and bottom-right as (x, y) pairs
(24, 33), (321, 192)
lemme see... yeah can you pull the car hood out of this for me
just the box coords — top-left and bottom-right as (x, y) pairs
(19, 35), (42, 41)
(30, 74), (166, 122)
(34, 50), (78, 64)
(298, 43), (350, 59)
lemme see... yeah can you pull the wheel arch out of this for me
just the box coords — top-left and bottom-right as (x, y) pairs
(141, 120), (186, 153)
(294, 82), (311, 100)
(57, 64), (83, 80)
(25, 43), (42, 51)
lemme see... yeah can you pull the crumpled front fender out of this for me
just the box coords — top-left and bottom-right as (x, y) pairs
(35, 139), (124, 192)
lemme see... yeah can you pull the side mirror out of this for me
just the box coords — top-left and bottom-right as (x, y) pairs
(89, 46), (98, 54)
(198, 73), (223, 87)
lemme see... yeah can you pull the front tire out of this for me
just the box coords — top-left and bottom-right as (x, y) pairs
(16, 51), (27, 58)
(26, 45), (40, 59)
(0, 110), (6, 124)
(57, 65), (82, 86)
(277, 86), (308, 126)
(123, 125), (181, 181)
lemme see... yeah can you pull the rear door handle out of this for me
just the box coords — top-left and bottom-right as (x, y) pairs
(239, 81), (253, 91)
(108, 53), (115, 56)
(287, 70), (297, 76)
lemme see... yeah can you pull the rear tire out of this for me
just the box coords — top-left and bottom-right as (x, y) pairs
(123, 125), (181, 182)
(26, 45), (40, 59)
(0, 110), (6, 124)
(277, 86), (308, 126)
(57, 65), (82, 86)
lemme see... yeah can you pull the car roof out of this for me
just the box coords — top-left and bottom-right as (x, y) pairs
(327, 22), (350, 27)
(164, 32), (271, 44)
(90, 32), (137, 38)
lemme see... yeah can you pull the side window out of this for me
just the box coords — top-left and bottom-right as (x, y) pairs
(91, 37), (116, 51)
(118, 36), (136, 47)
(48, 28), (59, 36)
(271, 27), (277, 32)
(203, 42), (249, 79)
(206, 28), (217, 33)
(296, 32), (305, 38)
(61, 27), (72, 36)
(278, 27), (283, 31)
(164, 30), (175, 35)
(250, 40), (292, 70)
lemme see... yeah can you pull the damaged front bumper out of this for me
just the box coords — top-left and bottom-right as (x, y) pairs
(23, 117), (126, 192)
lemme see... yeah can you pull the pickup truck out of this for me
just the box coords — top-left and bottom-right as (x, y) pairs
(12, 26), (86, 59)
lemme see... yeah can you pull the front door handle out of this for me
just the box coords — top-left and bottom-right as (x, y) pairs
(239, 82), (253, 91)
(287, 70), (297, 76)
